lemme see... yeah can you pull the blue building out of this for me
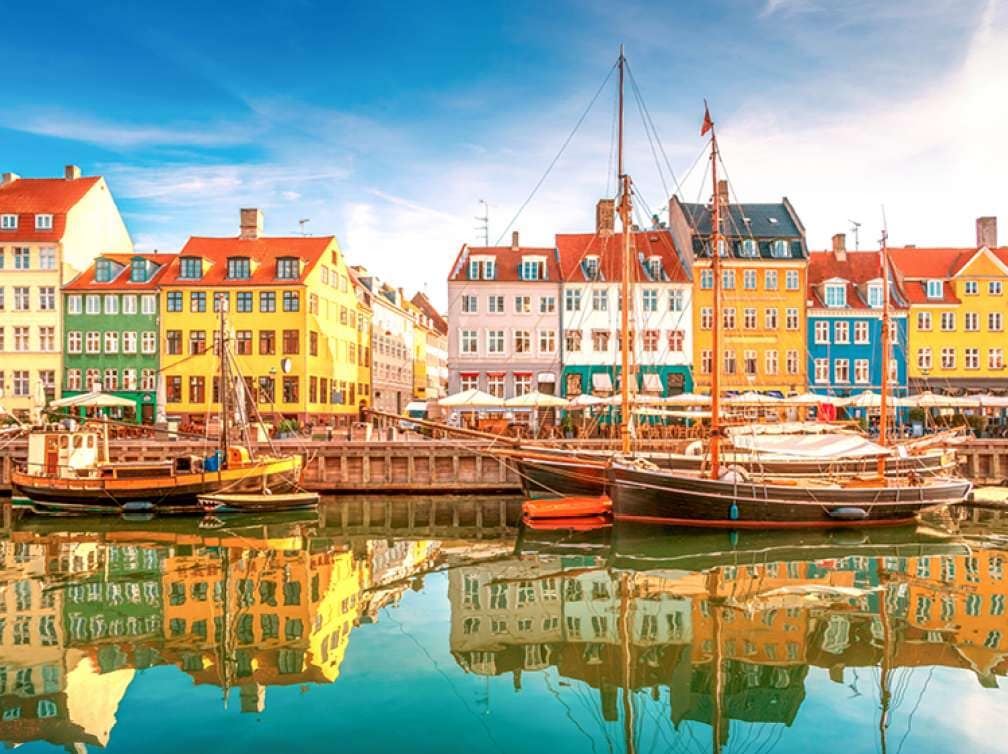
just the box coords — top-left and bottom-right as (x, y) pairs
(807, 236), (908, 415)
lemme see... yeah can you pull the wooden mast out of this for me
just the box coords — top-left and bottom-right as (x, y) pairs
(219, 308), (230, 461)
(619, 571), (636, 754)
(708, 111), (722, 479)
(877, 227), (891, 475)
(617, 45), (634, 456)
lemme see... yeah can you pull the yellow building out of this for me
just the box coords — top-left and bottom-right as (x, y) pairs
(669, 184), (809, 395)
(891, 232), (1008, 393)
(160, 208), (365, 427)
(404, 297), (430, 399)
(0, 166), (132, 417)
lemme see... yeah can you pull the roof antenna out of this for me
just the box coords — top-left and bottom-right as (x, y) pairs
(848, 219), (861, 250)
(298, 218), (310, 236)
(475, 199), (489, 247)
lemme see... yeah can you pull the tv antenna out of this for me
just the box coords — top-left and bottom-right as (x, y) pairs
(475, 200), (489, 247)
(848, 219), (862, 250)
(298, 218), (311, 236)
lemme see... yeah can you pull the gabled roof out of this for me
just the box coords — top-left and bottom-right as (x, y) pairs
(887, 247), (975, 279)
(901, 279), (960, 305)
(807, 249), (906, 310)
(0, 176), (101, 242)
(410, 291), (448, 334)
(556, 230), (690, 283)
(162, 235), (335, 286)
(447, 244), (560, 282)
(64, 252), (177, 291)
(679, 201), (803, 239)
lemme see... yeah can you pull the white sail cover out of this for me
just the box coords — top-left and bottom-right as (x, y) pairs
(730, 432), (890, 459)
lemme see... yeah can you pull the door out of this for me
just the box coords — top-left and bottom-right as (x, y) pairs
(45, 437), (59, 475)
(141, 403), (154, 425)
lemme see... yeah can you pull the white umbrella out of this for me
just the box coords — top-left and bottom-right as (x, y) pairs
(837, 391), (913, 409)
(503, 391), (569, 408)
(971, 393), (1008, 408)
(567, 393), (605, 407)
(49, 390), (135, 409)
(724, 391), (782, 405)
(910, 391), (980, 408)
(659, 392), (712, 406)
(785, 391), (841, 406)
(438, 388), (504, 408)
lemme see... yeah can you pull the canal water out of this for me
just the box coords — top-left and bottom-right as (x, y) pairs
(1, 499), (1006, 753)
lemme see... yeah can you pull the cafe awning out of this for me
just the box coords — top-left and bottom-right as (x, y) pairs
(591, 373), (613, 393)
(49, 390), (135, 409)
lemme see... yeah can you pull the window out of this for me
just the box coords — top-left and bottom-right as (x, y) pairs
(13, 326), (28, 351)
(190, 291), (206, 312)
(761, 307), (777, 330)
(700, 269), (713, 289)
(487, 330), (504, 353)
(583, 256), (599, 279)
(259, 330), (276, 355)
(814, 321), (829, 344)
(940, 312), (955, 331)
(166, 330), (182, 355)
(814, 358), (829, 383)
(700, 307), (713, 330)
(281, 375), (299, 402)
(642, 330), (659, 352)
(213, 291), (229, 312)
(102, 330), (118, 353)
(850, 320), (868, 344)
(487, 295), (504, 313)
(990, 281), (1003, 295)
(854, 359), (869, 384)
(785, 269), (800, 290)
(282, 290), (300, 312)
(67, 331), (82, 353)
(486, 374), (505, 398)
(940, 347), (955, 370)
(461, 295), (478, 313)
(743, 349), (757, 376)
(668, 289), (685, 311)
(520, 258), (544, 280)
(723, 350), (736, 375)
(647, 256), (662, 279)
(591, 330), (610, 351)
(592, 289), (608, 311)
(14, 247), (29, 269)
(179, 256), (202, 279)
(101, 294), (117, 315)
(282, 330), (299, 355)
(122, 331), (137, 353)
(468, 258), (496, 280)
(824, 283), (845, 307)
(260, 291), (276, 312)
(965, 311), (979, 331)
(141, 332), (156, 354)
(37, 286), (55, 311)
(989, 348), (1004, 370)
(459, 374), (478, 392)
(990, 312), (1003, 331)
(565, 330), (581, 352)
(188, 375), (205, 403)
(926, 279), (943, 299)
(539, 295), (556, 313)
(460, 330), (477, 354)
(700, 349), (712, 374)
(743, 308), (757, 329)
(834, 320), (849, 343)
(765, 270), (778, 290)
(834, 359), (850, 383)
(0, 214), (17, 230)
(668, 330), (684, 351)
(772, 240), (790, 258)
(228, 290), (251, 314)
(514, 330), (531, 353)
(14, 287), (29, 311)
(66, 368), (82, 390)
(564, 288), (581, 312)
(964, 280), (979, 295)
(722, 270), (735, 289)
(642, 289), (658, 312)
(165, 376), (182, 402)
(85, 331), (100, 353)
(722, 307), (735, 330)
(539, 330), (556, 354)
(276, 257), (299, 279)
(917, 347), (932, 371)
(741, 239), (758, 257)
(515, 373), (533, 395)
(227, 257), (250, 279)
(39, 246), (56, 269)
(513, 295), (531, 314)
(189, 330), (206, 354)
(743, 269), (757, 290)
(965, 347), (980, 370)
(786, 350), (800, 375)
(764, 349), (778, 375)
(236, 330), (252, 355)
(67, 294), (82, 315)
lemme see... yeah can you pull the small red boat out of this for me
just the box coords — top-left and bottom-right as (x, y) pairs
(522, 496), (612, 519)
(522, 515), (611, 532)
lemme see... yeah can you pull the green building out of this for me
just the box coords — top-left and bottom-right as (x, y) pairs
(62, 253), (173, 423)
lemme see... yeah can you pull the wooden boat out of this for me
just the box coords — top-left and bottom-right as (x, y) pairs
(199, 490), (320, 513)
(521, 515), (612, 532)
(522, 495), (611, 519)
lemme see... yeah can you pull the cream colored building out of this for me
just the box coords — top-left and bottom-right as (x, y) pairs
(0, 166), (132, 417)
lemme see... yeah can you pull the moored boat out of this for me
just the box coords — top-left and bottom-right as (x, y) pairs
(199, 490), (320, 513)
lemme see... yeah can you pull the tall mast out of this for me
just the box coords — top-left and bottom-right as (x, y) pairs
(219, 308), (230, 460)
(708, 109), (722, 479)
(617, 45), (634, 456)
(878, 227), (891, 474)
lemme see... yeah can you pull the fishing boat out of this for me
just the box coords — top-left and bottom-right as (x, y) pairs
(12, 311), (304, 515)
(198, 490), (320, 513)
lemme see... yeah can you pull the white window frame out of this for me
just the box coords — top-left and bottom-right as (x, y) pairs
(35, 213), (53, 230)
(0, 214), (17, 230)
(68, 295), (82, 315)
(926, 279), (943, 299)
(122, 295), (138, 315)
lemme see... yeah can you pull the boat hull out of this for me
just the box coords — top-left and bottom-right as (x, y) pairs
(12, 457), (302, 515)
(516, 457), (609, 498)
(608, 464), (972, 528)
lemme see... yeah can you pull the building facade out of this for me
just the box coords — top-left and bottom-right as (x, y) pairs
(62, 253), (173, 423)
(410, 291), (449, 400)
(446, 233), (562, 397)
(0, 166), (132, 418)
(159, 209), (363, 427)
(890, 218), (1008, 393)
(806, 235), (908, 401)
(352, 269), (413, 414)
(669, 183), (808, 396)
(557, 200), (693, 398)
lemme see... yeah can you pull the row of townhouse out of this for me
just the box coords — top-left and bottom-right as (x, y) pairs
(0, 167), (449, 425)
(447, 188), (1004, 402)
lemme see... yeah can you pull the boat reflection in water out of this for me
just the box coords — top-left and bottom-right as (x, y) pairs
(0, 502), (1006, 752)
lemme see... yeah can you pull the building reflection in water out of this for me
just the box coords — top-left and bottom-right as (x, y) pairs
(0, 515), (440, 749)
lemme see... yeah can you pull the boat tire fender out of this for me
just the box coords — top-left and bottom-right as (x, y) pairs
(827, 507), (869, 521)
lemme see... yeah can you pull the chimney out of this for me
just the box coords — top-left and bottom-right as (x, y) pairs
(1, 172), (19, 187)
(64, 164), (81, 181)
(511, 230), (520, 251)
(977, 216), (997, 248)
(240, 208), (263, 240)
(831, 232), (847, 262)
(715, 179), (729, 209)
(596, 199), (615, 237)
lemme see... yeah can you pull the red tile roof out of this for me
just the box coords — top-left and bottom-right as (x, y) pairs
(806, 249), (906, 310)
(447, 244), (559, 282)
(887, 247), (975, 279)
(163, 235), (335, 286)
(901, 280), (960, 305)
(556, 230), (689, 283)
(0, 176), (101, 242)
(64, 252), (177, 291)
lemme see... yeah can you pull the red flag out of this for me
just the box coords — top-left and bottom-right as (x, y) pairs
(700, 103), (713, 136)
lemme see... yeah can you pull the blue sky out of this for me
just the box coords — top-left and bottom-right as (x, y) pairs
(3, 0), (1004, 306)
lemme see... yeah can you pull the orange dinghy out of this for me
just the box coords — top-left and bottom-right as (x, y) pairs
(522, 515), (611, 532)
(522, 496), (612, 520)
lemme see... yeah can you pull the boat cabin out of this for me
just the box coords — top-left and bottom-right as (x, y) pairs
(26, 430), (105, 477)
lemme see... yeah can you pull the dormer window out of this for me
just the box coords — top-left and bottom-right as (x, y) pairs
(179, 256), (203, 280)
(771, 240), (789, 258)
(740, 239), (758, 257)
(824, 283), (846, 308)
(646, 256), (662, 279)
(130, 257), (149, 283)
(520, 257), (545, 281)
(584, 256), (600, 279)
(717, 239), (728, 257)
(95, 259), (114, 283)
(35, 214), (53, 230)
(276, 256), (299, 280)
(926, 279), (943, 299)
(0, 214), (16, 230)
(867, 282), (884, 308)
(227, 256), (251, 280)
(468, 258), (495, 280)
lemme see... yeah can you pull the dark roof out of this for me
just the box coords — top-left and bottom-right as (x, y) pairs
(675, 199), (807, 260)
